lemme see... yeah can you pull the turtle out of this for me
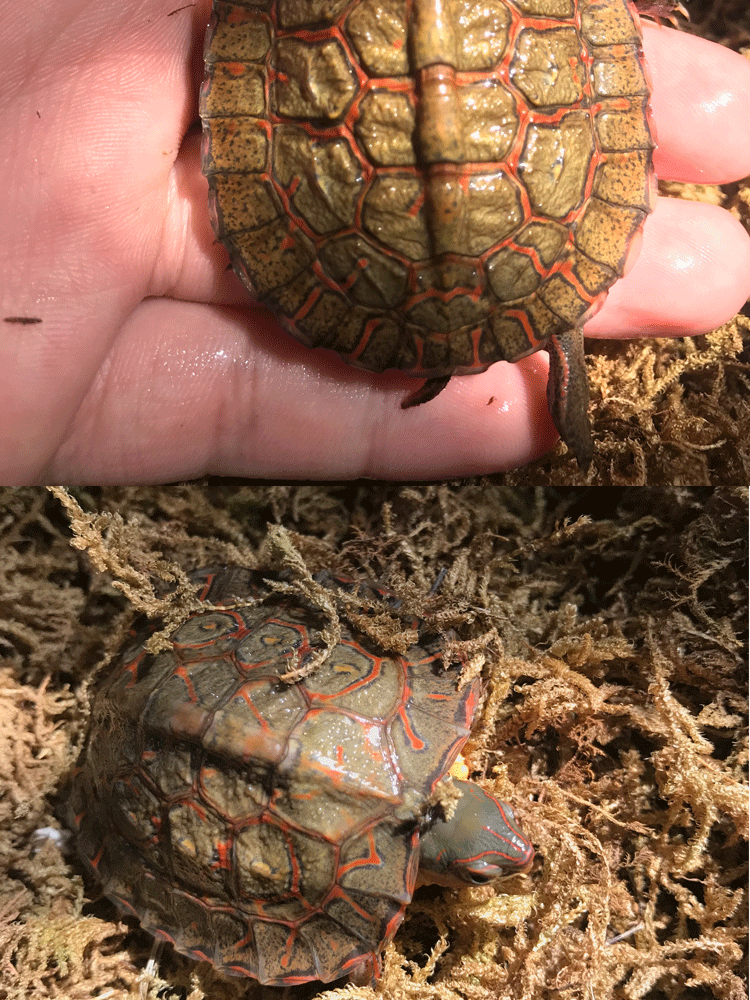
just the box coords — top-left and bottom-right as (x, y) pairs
(199, 0), (681, 470)
(68, 567), (534, 985)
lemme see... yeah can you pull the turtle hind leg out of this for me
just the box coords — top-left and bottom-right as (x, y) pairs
(546, 328), (594, 472)
(401, 374), (451, 409)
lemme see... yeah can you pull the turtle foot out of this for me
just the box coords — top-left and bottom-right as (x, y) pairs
(634, 1), (688, 26)
(401, 374), (451, 408)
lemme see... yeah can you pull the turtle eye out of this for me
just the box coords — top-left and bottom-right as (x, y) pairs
(462, 869), (496, 885)
(453, 860), (501, 885)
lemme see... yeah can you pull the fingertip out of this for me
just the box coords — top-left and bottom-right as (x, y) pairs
(587, 196), (750, 336)
(643, 23), (750, 183)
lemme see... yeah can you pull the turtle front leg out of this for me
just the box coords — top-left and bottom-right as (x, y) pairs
(633, 1), (687, 26)
(546, 327), (593, 472)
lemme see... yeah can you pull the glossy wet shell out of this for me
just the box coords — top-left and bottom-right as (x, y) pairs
(69, 569), (481, 984)
(200, 0), (654, 378)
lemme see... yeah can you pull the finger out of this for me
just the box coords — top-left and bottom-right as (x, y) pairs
(42, 299), (557, 482)
(643, 24), (750, 184)
(585, 196), (750, 337)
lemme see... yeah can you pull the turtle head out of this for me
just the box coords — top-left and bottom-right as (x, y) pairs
(418, 779), (534, 888)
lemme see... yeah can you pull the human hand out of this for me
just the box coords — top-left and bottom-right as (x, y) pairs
(1, 1), (749, 483)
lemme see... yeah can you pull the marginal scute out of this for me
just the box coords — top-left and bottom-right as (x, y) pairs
(202, 61), (266, 117)
(592, 150), (652, 211)
(202, 118), (268, 174)
(112, 776), (161, 844)
(210, 174), (281, 235)
(252, 919), (314, 981)
(330, 311), (401, 368)
(582, 0), (643, 45)
(205, 3), (272, 64)
(169, 889), (216, 953)
(569, 248), (620, 299)
(486, 221), (569, 302)
(591, 45), (649, 98)
(539, 250), (614, 324)
(337, 821), (417, 898)
(228, 219), (317, 297)
(291, 290), (366, 347)
(418, 333), (452, 372)
(595, 96), (654, 151)
(494, 295), (565, 358)
(574, 197), (647, 274)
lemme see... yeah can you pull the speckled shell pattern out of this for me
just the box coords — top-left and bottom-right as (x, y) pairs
(200, 0), (655, 378)
(69, 568), (480, 985)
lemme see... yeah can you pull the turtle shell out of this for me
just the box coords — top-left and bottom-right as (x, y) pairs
(199, 0), (655, 381)
(69, 568), (491, 984)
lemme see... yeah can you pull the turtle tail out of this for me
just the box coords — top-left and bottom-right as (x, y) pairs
(546, 328), (594, 472)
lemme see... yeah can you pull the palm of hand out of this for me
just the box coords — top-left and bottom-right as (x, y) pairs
(1, 0), (749, 483)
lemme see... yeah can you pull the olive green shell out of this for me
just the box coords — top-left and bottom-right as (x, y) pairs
(200, 0), (654, 378)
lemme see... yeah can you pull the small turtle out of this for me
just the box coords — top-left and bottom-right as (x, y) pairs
(69, 567), (533, 984)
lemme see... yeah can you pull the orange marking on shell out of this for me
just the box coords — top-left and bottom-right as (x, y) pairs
(338, 830), (381, 875)
(89, 841), (106, 870)
(397, 704), (426, 752)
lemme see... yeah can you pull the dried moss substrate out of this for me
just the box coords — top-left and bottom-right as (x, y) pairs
(0, 485), (746, 1000)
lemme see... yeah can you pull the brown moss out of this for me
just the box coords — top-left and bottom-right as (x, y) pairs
(0, 485), (746, 1000)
